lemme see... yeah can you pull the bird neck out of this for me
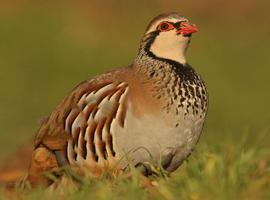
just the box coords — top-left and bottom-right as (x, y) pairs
(149, 41), (187, 64)
(133, 34), (200, 88)
(133, 33), (188, 79)
(135, 31), (189, 63)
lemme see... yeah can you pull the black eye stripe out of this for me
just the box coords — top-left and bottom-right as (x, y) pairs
(156, 21), (185, 32)
(174, 22), (181, 29)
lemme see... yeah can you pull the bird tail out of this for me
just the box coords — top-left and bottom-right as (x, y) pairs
(0, 141), (33, 187)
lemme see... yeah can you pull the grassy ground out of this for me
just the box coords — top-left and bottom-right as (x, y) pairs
(0, 1), (269, 199)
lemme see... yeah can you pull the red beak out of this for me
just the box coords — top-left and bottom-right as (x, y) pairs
(176, 22), (199, 36)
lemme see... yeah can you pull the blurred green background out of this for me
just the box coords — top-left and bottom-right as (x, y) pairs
(0, 0), (269, 161)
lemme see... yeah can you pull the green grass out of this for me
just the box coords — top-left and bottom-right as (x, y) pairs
(5, 129), (270, 200)
(0, 1), (270, 199)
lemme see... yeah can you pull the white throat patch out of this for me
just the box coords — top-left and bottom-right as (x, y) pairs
(150, 31), (189, 64)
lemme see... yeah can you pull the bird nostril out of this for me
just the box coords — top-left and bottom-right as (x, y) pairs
(181, 22), (190, 28)
(176, 22), (199, 36)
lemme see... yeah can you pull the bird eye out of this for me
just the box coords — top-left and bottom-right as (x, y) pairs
(158, 22), (174, 32)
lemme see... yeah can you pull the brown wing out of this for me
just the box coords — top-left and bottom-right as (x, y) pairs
(34, 78), (129, 166)
(27, 77), (129, 185)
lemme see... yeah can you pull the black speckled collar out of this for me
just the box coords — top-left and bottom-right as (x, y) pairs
(136, 31), (198, 83)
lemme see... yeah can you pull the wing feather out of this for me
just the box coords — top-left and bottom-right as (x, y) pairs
(35, 79), (129, 167)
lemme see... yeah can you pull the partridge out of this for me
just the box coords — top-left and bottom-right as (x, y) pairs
(27, 12), (208, 185)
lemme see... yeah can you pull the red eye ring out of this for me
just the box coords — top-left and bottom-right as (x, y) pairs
(158, 22), (174, 32)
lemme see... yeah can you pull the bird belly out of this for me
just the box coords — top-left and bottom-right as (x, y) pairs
(112, 103), (205, 172)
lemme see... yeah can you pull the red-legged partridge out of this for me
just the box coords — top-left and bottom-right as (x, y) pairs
(27, 12), (208, 185)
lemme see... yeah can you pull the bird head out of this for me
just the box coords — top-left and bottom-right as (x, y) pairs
(139, 12), (198, 65)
